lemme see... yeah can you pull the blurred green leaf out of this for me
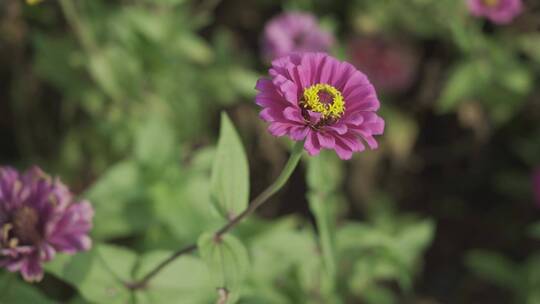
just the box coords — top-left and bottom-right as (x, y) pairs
(227, 68), (259, 98)
(394, 219), (435, 265)
(361, 285), (396, 304)
(198, 233), (250, 303)
(84, 161), (152, 239)
(528, 222), (540, 240)
(134, 109), (177, 168)
(176, 34), (214, 64)
(45, 244), (137, 303)
(518, 34), (540, 65)
(466, 250), (522, 291)
(211, 113), (250, 219)
(437, 61), (488, 113)
(134, 252), (214, 304)
(0, 273), (55, 304)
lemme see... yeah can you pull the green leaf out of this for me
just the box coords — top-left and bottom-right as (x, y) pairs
(337, 223), (392, 251)
(227, 68), (259, 98)
(198, 233), (250, 303)
(518, 34), (540, 65)
(361, 285), (396, 304)
(177, 33), (214, 64)
(248, 218), (317, 281)
(437, 61), (489, 113)
(134, 252), (214, 304)
(84, 161), (152, 239)
(528, 221), (540, 240)
(210, 113), (250, 219)
(393, 219), (435, 265)
(45, 244), (137, 303)
(134, 109), (177, 168)
(0, 273), (55, 304)
(466, 250), (522, 292)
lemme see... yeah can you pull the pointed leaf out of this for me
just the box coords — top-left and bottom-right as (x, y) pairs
(0, 273), (55, 304)
(45, 244), (137, 303)
(210, 113), (249, 219)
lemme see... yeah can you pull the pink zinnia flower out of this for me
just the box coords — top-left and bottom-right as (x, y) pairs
(533, 169), (540, 208)
(0, 166), (93, 282)
(467, 0), (523, 24)
(348, 36), (419, 94)
(255, 52), (384, 160)
(262, 12), (334, 60)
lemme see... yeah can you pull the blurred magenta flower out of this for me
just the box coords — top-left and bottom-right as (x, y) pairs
(0, 166), (93, 282)
(348, 36), (419, 94)
(534, 169), (540, 207)
(262, 12), (334, 60)
(467, 0), (523, 24)
(255, 52), (384, 159)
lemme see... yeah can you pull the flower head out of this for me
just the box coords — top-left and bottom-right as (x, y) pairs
(26, 0), (44, 5)
(256, 52), (384, 160)
(0, 166), (93, 282)
(533, 168), (540, 208)
(348, 36), (419, 94)
(467, 0), (523, 24)
(262, 12), (334, 60)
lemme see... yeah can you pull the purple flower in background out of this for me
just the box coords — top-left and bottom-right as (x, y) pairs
(467, 0), (523, 24)
(262, 12), (334, 60)
(348, 36), (419, 94)
(256, 52), (384, 160)
(533, 169), (540, 208)
(0, 166), (93, 282)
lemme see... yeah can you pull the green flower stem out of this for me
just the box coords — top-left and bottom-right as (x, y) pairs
(128, 141), (304, 290)
(58, 0), (98, 53)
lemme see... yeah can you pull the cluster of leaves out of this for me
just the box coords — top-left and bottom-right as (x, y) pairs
(466, 221), (540, 304)
(29, 0), (257, 179)
(0, 113), (434, 303)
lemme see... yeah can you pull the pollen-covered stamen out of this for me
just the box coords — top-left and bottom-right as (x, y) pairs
(301, 83), (345, 119)
(12, 207), (41, 245)
(1, 223), (20, 248)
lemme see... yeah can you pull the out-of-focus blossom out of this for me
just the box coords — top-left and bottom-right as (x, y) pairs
(348, 36), (419, 94)
(0, 166), (93, 282)
(467, 0), (523, 24)
(26, 0), (44, 5)
(261, 12), (334, 60)
(255, 52), (384, 160)
(533, 169), (540, 208)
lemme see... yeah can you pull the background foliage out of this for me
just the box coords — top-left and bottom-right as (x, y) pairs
(1, 0), (539, 303)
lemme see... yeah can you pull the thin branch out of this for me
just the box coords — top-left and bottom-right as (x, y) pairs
(128, 141), (304, 289)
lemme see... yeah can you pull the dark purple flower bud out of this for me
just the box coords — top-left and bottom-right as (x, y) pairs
(0, 166), (93, 282)
(347, 36), (419, 94)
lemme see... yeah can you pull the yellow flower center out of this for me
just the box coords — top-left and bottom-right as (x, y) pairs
(302, 83), (345, 119)
(482, 0), (499, 7)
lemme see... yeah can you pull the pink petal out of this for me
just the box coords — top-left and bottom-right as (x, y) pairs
(304, 131), (321, 156)
(317, 132), (336, 149)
